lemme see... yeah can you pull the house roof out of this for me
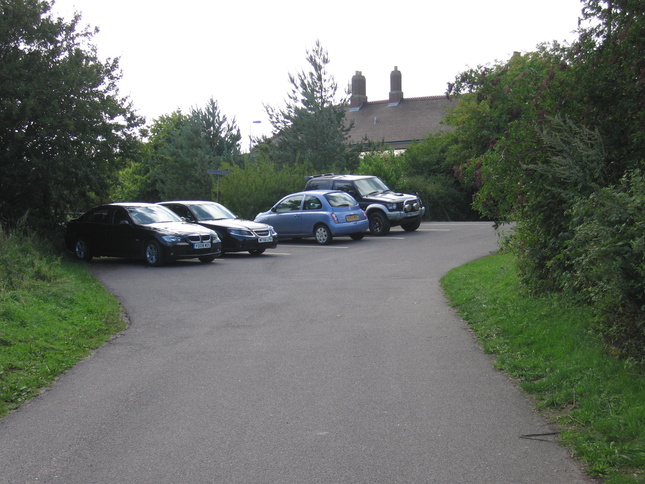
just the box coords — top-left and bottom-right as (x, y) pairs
(345, 95), (456, 149)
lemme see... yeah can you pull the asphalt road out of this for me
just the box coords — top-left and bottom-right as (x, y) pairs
(0, 222), (592, 483)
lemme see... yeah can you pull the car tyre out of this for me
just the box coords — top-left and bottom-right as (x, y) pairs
(73, 238), (93, 262)
(248, 248), (266, 255)
(401, 218), (421, 232)
(314, 224), (333, 245)
(369, 211), (390, 236)
(350, 233), (365, 240)
(199, 255), (216, 263)
(144, 240), (164, 266)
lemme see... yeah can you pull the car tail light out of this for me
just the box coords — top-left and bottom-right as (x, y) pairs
(331, 213), (339, 223)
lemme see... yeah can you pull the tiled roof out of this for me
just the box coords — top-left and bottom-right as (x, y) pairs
(345, 95), (456, 149)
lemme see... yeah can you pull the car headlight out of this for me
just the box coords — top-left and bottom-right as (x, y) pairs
(228, 229), (253, 237)
(229, 228), (254, 237)
(268, 226), (277, 236)
(210, 231), (220, 242)
(386, 203), (399, 211)
(161, 235), (184, 244)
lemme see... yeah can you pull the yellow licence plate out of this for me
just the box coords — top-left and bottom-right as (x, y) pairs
(346, 215), (359, 222)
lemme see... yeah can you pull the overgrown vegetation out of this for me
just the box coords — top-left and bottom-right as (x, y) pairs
(0, 225), (125, 417)
(442, 252), (644, 483)
(446, 0), (645, 358)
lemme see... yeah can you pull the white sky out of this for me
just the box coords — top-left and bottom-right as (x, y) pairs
(51, 0), (584, 150)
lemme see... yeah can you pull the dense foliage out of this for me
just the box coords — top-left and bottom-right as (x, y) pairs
(0, 0), (142, 226)
(447, 0), (644, 357)
(218, 155), (313, 220)
(111, 99), (241, 202)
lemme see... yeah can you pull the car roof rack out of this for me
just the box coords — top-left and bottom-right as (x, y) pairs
(304, 173), (335, 180)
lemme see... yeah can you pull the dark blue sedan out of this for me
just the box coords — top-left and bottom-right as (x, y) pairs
(65, 203), (222, 266)
(255, 190), (368, 245)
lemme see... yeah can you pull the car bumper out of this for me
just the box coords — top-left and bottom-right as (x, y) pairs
(223, 236), (278, 253)
(165, 242), (222, 260)
(330, 220), (370, 236)
(387, 206), (425, 223)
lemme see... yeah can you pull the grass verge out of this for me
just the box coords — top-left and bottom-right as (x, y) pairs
(441, 252), (644, 483)
(0, 226), (125, 418)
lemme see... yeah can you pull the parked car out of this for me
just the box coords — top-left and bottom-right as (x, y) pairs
(304, 173), (425, 235)
(65, 203), (222, 266)
(158, 200), (278, 255)
(255, 190), (368, 245)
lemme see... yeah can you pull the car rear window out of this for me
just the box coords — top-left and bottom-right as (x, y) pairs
(325, 192), (357, 208)
(306, 179), (332, 190)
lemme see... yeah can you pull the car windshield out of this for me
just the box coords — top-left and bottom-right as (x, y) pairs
(191, 203), (236, 221)
(353, 177), (390, 196)
(325, 192), (358, 208)
(127, 205), (181, 224)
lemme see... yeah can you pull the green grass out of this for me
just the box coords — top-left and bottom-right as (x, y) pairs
(441, 252), (645, 483)
(0, 226), (125, 417)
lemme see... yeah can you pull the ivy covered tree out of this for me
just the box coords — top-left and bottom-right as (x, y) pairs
(0, 0), (143, 227)
(264, 40), (358, 173)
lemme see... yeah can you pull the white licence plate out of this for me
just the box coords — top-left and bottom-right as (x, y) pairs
(193, 242), (211, 249)
(258, 237), (273, 243)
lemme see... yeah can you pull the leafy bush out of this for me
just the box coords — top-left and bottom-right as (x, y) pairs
(565, 170), (644, 358)
(357, 134), (479, 221)
(219, 155), (313, 220)
(511, 116), (607, 292)
(356, 150), (404, 189)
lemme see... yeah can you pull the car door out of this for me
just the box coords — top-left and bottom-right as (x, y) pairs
(268, 194), (304, 236)
(80, 206), (111, 256)
(300, 195), (325, 234)
(108, 206), (140, 257)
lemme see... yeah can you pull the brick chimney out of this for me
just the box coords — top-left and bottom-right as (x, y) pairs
(350, 71), (367, 108)
(389, 66), (403, 105)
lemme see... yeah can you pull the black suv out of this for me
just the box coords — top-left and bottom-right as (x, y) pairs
(304, 174), (425, 235)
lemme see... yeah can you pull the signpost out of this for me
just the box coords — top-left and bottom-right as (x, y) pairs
(207, 169), (229, 203)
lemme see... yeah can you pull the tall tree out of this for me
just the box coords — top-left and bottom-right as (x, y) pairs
(264, 40), (357, 172)
(0, 0), (143, 226)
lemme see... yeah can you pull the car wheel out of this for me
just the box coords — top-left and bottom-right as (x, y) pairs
(314, 224), (333, 245)
(350, 233), (365, 240)
(73, 238), (93, 262)
(402, 218), (421, 232)
(248, 248), (266, 255)
(199, 255), (216, 263)
(369, 211), (390, 236)
(144, 240), (164, 266)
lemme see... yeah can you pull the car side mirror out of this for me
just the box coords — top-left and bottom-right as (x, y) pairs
(119, 220), (130, 225)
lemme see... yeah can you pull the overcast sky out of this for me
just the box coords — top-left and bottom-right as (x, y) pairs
(51, 0), (584, 149)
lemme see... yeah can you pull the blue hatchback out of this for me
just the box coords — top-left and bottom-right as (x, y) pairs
(255, 190), (368, 245)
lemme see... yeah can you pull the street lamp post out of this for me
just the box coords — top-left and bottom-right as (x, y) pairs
(249, 120), (262, 153)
